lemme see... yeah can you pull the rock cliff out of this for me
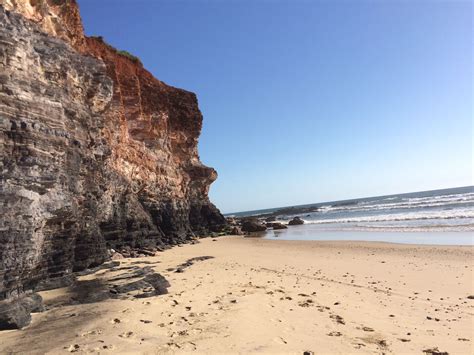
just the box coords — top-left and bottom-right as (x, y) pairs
(0, 0), (225, 329)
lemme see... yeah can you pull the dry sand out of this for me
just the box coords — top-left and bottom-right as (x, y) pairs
(0, 235), (472, 354)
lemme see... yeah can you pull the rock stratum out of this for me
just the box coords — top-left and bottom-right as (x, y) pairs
(0, 0), (226, 329)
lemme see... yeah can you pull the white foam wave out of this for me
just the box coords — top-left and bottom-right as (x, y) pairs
(318, 192), (474, 214)
(301, 208), (474, 225)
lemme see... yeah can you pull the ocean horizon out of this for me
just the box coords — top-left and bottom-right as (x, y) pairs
(226, 186), (474, 245)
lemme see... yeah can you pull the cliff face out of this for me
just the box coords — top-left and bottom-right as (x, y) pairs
(0, 0), (225, 329)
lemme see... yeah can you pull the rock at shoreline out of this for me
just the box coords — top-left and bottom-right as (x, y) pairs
(288, 217), (305, 225)
(230, 226), (244, 235)
(226, 217), (238, 226)
(241, 219), (267, 232)
(267, 222), (288, 230)
(272, 223), (288, 230)
(265, 216), (277, 222)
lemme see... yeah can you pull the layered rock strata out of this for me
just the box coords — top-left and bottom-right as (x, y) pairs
(0, 1), (225, 328)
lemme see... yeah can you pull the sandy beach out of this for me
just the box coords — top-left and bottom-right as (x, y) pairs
(0, 235), (472, 354)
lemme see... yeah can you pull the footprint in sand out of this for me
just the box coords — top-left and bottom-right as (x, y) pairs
(81, 329), (103, 337)
(119, 331), (134, 338)
(358, 336), (389, 352)
(298, 299), (314, 307)
(67, 344), (80, 352)
(330, 314), (345, 325)
(422, 347), (449, 355)
(273, 336), (288, 344)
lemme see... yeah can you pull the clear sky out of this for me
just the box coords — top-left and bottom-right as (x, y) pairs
(78, 0), (472, 214)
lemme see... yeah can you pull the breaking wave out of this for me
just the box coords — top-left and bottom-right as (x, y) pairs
(278, 187), (474, 232)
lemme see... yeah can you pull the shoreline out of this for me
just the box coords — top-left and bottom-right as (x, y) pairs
(262, 235), (474, 247)
(1, 235), (472, 354)
(261, 227), (474, 246)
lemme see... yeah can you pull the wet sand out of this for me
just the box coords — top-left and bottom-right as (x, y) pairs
(0, 236), (472, 354)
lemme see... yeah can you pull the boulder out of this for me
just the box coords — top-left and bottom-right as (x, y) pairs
(288, 217), (304, 226)
(271, 223), (288, 230)
(241, 219), (267, 232)
(0, 294), (43, 330)
(226, 217), (238, 226)
(230, 226), (244, 235)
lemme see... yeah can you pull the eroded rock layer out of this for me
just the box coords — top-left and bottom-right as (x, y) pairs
(0, 1), (225, 328)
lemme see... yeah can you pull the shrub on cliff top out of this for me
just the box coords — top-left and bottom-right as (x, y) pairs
(90, 35), (104, 42)
(117, 50), (141, 64)
(89, 36), (141, 64)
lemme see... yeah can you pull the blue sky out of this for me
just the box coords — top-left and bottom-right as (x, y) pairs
(79, 0), (472, 214)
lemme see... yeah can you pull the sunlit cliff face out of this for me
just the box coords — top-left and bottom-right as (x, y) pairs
(1, 0), (217, 199)
(0, 0), (225, 329)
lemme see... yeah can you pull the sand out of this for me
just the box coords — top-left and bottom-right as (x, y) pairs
(0, 235), (472, 354)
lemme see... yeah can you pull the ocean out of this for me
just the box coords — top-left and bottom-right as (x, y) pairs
(227, 186), (474, 245)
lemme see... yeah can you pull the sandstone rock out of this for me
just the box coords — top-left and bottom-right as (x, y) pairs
(270, 223), (288, 230)
(0, 2), (226, 329)
(0, 7), (113, 328)
(288, 217), (305, 225)
(230, 226), (243, 235)
(241, 219), (267, 232)
(0, 294), (43, 329)
(226, 217), (238, 225)
(111, 252), (124, 260)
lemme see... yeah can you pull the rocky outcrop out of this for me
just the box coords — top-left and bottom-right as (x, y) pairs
(241, 219), (267, 233)
(230, 226), (243, 235)
(288, 217), (304, 225)
(267, 222), (287, 230)
(0, 0), (225, 329)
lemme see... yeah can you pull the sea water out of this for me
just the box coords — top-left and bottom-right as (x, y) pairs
(228, 186), (474, 245)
